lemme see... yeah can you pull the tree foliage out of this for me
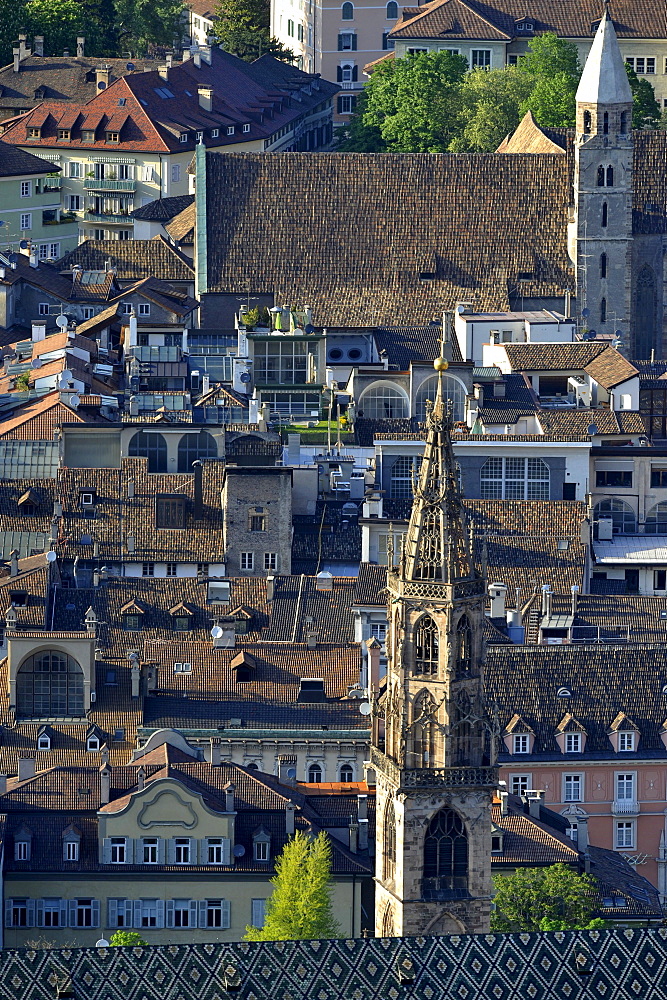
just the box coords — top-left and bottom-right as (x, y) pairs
(114, 0), (186, 55)
(245, 831), (340, 941)
(625, 64), (662, 129)
(491, 864), (600, 932)
(450, 66), (533, 152)
(109, 930), (149, 946)
(212, 0), (293, 62)
(22, 0), (85, 61)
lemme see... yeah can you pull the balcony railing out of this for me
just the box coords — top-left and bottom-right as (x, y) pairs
(612, 799), (639, 815)
(369, 747), (497, 789)
(421, 877), (470, 901)
(85, 212), (134, 225)
(83, 178), (136, 192)
(42, 212), (77, 226)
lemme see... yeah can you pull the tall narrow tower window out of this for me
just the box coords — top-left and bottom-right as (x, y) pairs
(597, 165), (605, 187)
(620, 110), (629, 134)
(383, 799), (396, 881)
(414, 615), (439, 674)
(412, 690), (436, 764)
(600, 253), (607, 278)
(456, 615), (472, 674)
(423, 808), (468, 896)
(602, 202), (608, 227)
(606, 165), (614, 187)
(600, 297), (607, 324)
(583, 110), (591, 133)
(602, 111), (609, 134)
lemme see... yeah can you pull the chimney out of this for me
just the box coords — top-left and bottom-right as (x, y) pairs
(93, 569), (100, 588)
(158, 64), (169, 80)
(266, 575), (275, 602)
(166, 53), (173, 68)
(85, 606), (97, 633)
(358, 818), (369, 852)
(127, 478), (135, 499)
(95, 65), (110, 90)
(285, 802), (295, 835)
(306, 630), (318, 650)
(18, 34), (30, 59)
(0, 774), (7, 795)
(202, 373), (210, 394)
(99, 764), (110, 805)
(541, 585), (551, 617)
(528, 790), (544, 819)
(193, 49), (202, 68)
(33, 35), (44, 57)
(13, 47), (21, 73)
(365, 636), (381, 694)
(9, 549), (19, 577)
(182, 47), (191, 61)
(488, 582), (507, 619)
(357, 794), (367, 821)
(200, 45), (211, 64)
(131, 659), (140, 698)
(18, 756), (35, 781)
(225, 783), (235, 812)
(499, 789), (509, 816)
(198, 86), (213, 111)
(136, 765), (145, 791)
(31, 321), (46, 342)
(210, 737), (222, 766)
(348, 820), (358, 854)
(76, 36), (85, 58)
(193, 460), (203, 519)
(571, 585), (579, 616)
(29, 249), (38, 268)
(475, 384), (484, 407)
(577, 815), (589, 853)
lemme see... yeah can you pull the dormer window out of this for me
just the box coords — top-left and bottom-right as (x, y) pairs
(63, 825), (81, 862)
(9, 591), (28, 608)
(123, 613), (141, 632)
(81, 129), (95, 142)
(180, 132), (188, 143)
(173, 616), (191, 632)
(491, 826), (504, 853)
(231, 650), (256, 682)
(618, 731), (635, 751)
(106, 131), (120, 143)
(57, 129), (70, 141)
(87, 734), (100, 751)
(227, 126), (235, 135)
(298, 678), (325, 702)
(243, 123), (251, 133)
(37, 729), (51, 751)
(253, 828), (271, 862)
(27, 127), (41, 139)
(513, 734), (530, 754)
(565, 733), (582, 753)
(79, 490), (96, 508)
(156, 495), (186, 528)
(14, 836), (31, 862)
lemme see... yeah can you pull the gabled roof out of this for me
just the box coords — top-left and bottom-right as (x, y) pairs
(57, 235), (194, 284)
(608, 711), (639, 734)
(503, 713), (534, 736)
(584, 347), (639, 390)
(555, 712), (587, 734)
(496, 111), (567, 155)
(390, 0), (512, 41)
(0, 139), (60, 177)
(165, 202), (196, 244)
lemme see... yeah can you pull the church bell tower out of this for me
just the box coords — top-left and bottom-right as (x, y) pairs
(371, 358), (497, 938)
(570, 9), (633, 349)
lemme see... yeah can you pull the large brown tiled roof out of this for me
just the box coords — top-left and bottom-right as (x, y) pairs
(584, 348), (639, 390)
(390, 0), (512, 40)
(57, 235), (194, 284)
(0, 392), (85, 439)
(203, 152), (575, 327)
(536, 408), (645, 436)
(165, 202), (196, 245)
(503, 342), (608, 371)
(496, 112), (567, 155)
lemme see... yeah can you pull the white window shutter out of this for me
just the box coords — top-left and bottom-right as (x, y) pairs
(200, 838), (208, 864)
(102, 838), (112, 864)
(157, 838), (166, 865)
(4, 900), (12, 927)
(189, 838), (198, 864)
(92, 900), (100, 928)
(59, 900), (68, 927)
(221, 900), (231, 929)
(166, 839), (176, 865)
(165, 900), (175, 928)
(133, 900), (142, 928)
(35, 900), (44, 928)
(26, 899), (35, 928)
(251, 899), (265, 929)
(108, 898), (118, 928)
(222, 838), (231, 866)
(123, 900), (133, 927)
(189, 900), (198, 927)
(124, 838), (134, 864)
(198, 901), (207, 928)
(134, 839), (143, 863)
(156, 899), (165, 929)
(68, 900), (77, 928)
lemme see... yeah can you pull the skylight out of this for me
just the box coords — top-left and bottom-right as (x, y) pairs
(154, 87), (175, 99)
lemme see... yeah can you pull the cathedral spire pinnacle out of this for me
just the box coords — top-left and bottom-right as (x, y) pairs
(576, 8), (632, 106)
(400, 357), (473, 584)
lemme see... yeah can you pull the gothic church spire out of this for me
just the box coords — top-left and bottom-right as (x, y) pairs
(576, 9), (632, 106)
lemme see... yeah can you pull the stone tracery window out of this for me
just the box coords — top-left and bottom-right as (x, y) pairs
(423, 808), (468, 895)
(414, 615), (439, 674)
(383, 798), (396, 881)
(412, 689), (436, 764)
(456, 615), (472, 675)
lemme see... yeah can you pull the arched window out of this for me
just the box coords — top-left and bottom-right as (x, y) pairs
(337, 62), (357, 83)
(415, 374), (465, 422)
(128, 431), (167, 473)
(602, 202), (608, 227)
(17, 650), (84, 718)
(603, 111), (609, 135)
(451, 689), (473, 766)
(383, 799), (396, 881)
(600, 253), (607, 279)
(342, 1), (354, 18)
(340, 763), (354, 782)
(583, 110), (591, 134)
(359, 383), (408, 419)
(390, 456), (416, 498)
(381, 903), (395, 936)
(308, 762), (322, 783)
(247, 761), (259, 770)
(600, 297), (607, 324)
(645, 502), (667, 534)
(412, 690), (436, 765)
(414, 615), (439, 674)
(456, 615), (472, 675)
(606, 166), (614, 187)
(594, 498), (636, 535)
(620, 110), (629, 134)
(597, 165), (605, 187)
(636, 266), (657, 360)
(423, 808), (468, 894)
(386, 0), (398, 17)
(177, 430), (217, 472)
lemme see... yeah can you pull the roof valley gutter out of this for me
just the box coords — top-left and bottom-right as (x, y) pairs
(195, 143), (207, 296)
(291, 574), (305, 645)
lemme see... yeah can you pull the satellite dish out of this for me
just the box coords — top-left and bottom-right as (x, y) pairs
(233, 844), (246, 857)
(97, 81), (106, 89)
(70, 394), (80, 408)
(7, 253), (17, 264)
(19, 239), (29, 250)
(240, 371), (251, 383)
(587, 423), (598, 436)
(30, 358), (42, 369)
(615, 330), (623, 338)
(126, 62), (135, 71)
(45, 551), (57, 563)
(56, 314), (68, 329)
(581, 308), (590, 318)
(286, 767), (296, 780)
(95, 938), (110, 948)
(359, 702), (371, 716)
(62, 369), (72, 380)
(210, 625), (223, 638)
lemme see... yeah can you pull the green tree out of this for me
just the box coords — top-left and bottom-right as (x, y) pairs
(451, 66), (533, 152)
(109, 930), (149, 946)
(113, 0), (186, 55)
(517, 31), (580, 80)
(245, 831), (340, 941)
(23, 0), (84, 61)
(625, 64), (661, 129)
(212, 0), (293, 62)
(517, 33), (580, 128)
(336, 89), (386, 151)
(491, 864), (600, 932)
(361, 50), (468, 152)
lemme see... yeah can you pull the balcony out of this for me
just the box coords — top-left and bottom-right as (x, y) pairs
(42, 211), (77, 226)
(421, 877), (470, 901)
(612, 799), (639, 815)
(83, 178), (136, 192)
(39, 177), (62, 192)
(85, 212), (134, 226)
(369, 747), (497, 789)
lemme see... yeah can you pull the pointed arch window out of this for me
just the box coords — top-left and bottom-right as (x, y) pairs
(597, 165), (605, 187)
(603, 111), (609, 135)
(423, 808), (468, 897)
(600, 298), (607, 324)
(456, 615), (472, 675)
(412, 690), (436, 764)
(606, 166), (614, 187)
(602, 202), (608, 227)
(583, 110), (591, 134)
(414, 615), (439, 674)
(383, 798), (396, 881)
(620, 110), (629, 134)
(600, 253), (607, 279)
(386, 0), (398, 17)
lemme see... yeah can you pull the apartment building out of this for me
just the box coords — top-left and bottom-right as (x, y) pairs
(0, 141), (76, 257)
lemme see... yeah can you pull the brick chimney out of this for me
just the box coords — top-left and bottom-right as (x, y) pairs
(99, 764), (110, 805)
(18, 756), (35, 781)
(33, 36), (44, 57)
(198, 86), (213, 111)
(76, 36), (85, 58)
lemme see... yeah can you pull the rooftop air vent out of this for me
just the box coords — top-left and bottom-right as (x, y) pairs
(557, 687), (572, 698)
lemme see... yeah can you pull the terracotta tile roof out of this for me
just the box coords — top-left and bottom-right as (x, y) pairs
(132, 194), (194, 222)
(0, 392), (85, 439)
(165, 202), (196, 244)
(32, 331), (98, 359)
(584, 347), (639, 390)
(57, 236), (194, 284)
(390, 0), (512, 41)
(503, 342), (608, 371)
(492, 804), (580, 865)
(536, 408), (645, 436)
(496, 112), (567, 154)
